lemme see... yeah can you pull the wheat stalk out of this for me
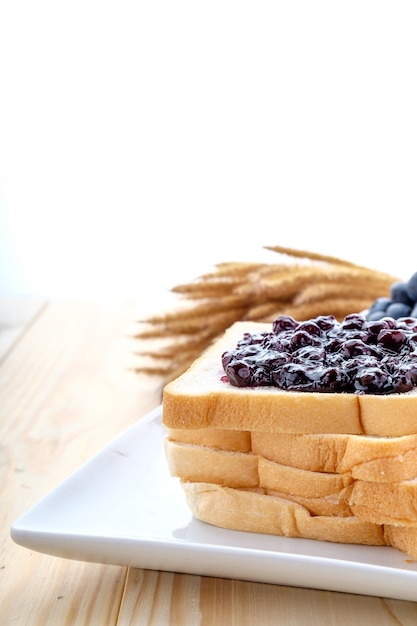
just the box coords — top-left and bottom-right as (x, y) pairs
(134, 246), (398, 383)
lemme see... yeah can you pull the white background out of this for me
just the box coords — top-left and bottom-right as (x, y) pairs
(1, 1), (416, 300)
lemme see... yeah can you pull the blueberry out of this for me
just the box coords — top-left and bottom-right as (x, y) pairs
(386, 302), (412, 319)
(369, 297), (391, 313)
(342, 339), (372, 358)
(391, 281), (414, 306)
(318, 367), (351, 392)
(366, 319), (391, 337)
(290, 330), (321, 350)
(344, 329), (368, 342)
(354, 367), (391, 394)
(378, 316), (399, 329)
(366, 309), (387, 321)
(326, 337), (343, 352)
(407, 271), (417, 301)
(222, 351), (234, 369)
(343, 358), (361, 374)
(273, 363), (314, 390)
(396, 317), (417, 330)
(296, 320), (323, 336)
(235, 345), (259, 358)
(275, 338), (292, 352)
(411, 303), (417, 318)
(341, 314), (366, 330)
(237, 332), (253, 346)
(253, 366), (272, 385)
(238, 332), (266, 347)
(407, 365), (417, 385)
(293, 346), (324, 362)
(377, 328), (408, 351)
(315, 315), (337, 331)
(391, 366), (415, 393)
(268, 354), (290, 369)
(272, 316), (298, 334)
(225, 361), (253, 386)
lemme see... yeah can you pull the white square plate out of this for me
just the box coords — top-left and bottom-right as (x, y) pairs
(11, 406), (417, 601)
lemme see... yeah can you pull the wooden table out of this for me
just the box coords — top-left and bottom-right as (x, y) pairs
(2, 298), (417, 625)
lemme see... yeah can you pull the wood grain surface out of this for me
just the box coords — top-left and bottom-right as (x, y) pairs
(2, 299), (417, 625)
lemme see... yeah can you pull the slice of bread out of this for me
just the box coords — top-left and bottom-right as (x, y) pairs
(265, 489), (352, 517)
(258, 456), (352, 498)
(384, 525), (417, 560)
(165, 438), (354, 516)
(348, 478), (417, 527)
(252, 431), (417, 482)
(164, 439), (259, 489)
(182, 481), (417, 559)
(165, 437), (417, 522)
(162, 322), (417, 437)
(182, 482), (386, 546)
(163, 322), (362, 434)
(167, 427), (417, 483)
(165, 439), (352, 503)
(165, 427), (251, 452)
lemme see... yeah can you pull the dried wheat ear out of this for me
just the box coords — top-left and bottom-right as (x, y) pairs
(134, 245), (398, 383)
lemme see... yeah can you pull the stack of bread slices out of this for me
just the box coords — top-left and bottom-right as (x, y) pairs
(162, 321), (417, 559)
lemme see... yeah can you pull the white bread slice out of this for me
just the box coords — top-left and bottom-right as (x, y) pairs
(165, 437), (417, 525)
(252, 431), (417, 482)
(162, 322), (362, 435)
(182, 482), (386, 546)
(251, 431), (347, 473)
(182, 481), (417, 558)
(359, 393), (417, 437)
(384, 525), (417, 560)
(265, 489), (352, 517)
(165, 438), (353, 516)
(167, 426), (417, 483)
(165, 427), (251, 452)
(258, 456), (352, 498)
(162, 321), (417, 437)
(348, 478), (417, 527)
(258, 457), (352, 517)
(165, 439), (352, 500)
(164, 439), (259, 489)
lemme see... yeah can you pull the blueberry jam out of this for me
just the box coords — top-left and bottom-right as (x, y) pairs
(221, 314), (417, 394)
